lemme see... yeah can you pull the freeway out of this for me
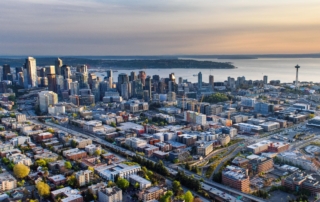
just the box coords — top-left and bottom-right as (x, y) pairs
(36, 120), (266, 202)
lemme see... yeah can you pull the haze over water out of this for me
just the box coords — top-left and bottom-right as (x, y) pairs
(95, 58), (320, 84)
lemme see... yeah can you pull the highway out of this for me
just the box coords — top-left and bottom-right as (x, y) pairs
(35, 120), (266, 202)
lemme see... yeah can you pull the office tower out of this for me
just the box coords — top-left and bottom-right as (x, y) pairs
(56, 75), (64, 94)
(130, 71), (136, 81)
(18, 72), (24, 86)
(168, 81), (173, 92)
(198, 72), (202, 89)
(64, 78), (72, 91)
(121, 82), (129, 100)
(47, 74), (57, 93)
(167, 91), (176, 102)
(77, 64), (88, 74)
(38, 91), (58, 113)
(209, 75), (214, 89)
(99, 80), (110, 100)
(152, 75), (160, 83)
(117, 73), (129, 93)
(70, 81), (79, 95)
(106, 69), (113, 79)
(295, 65), (300, 88)
(45, 65), (56, 75)
(169, 73), (176, 83)
(2, 64), (10, 80)
(178, 77), (183, 84)
(108, 77), (113, 88)
(40, 77), (48, 87)
(88, 73), (97, 89)
(263, 75), (268, 85)
(6, 74), (13, 82)
(143, 90), (150, 102)
(61, 65), (71, 79)
(145, 76), (152, 99)
(39, 68), (46, 77)
(24, 57), (38, 88)
(131, 80), (143, 99)
(75, 72), (89, 89)
(91, 79), (100, 102)
(16, 67), (23, 80)
(79, 89), (95, 105)
(138, 71), (146, 86)
(55, 58), (63, 75)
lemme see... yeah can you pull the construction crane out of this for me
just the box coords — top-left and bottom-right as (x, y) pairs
(226, 100), (233, 127)
(198, 94), (205, 113)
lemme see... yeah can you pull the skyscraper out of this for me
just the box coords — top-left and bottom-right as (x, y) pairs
(45, 65), (55, 75)
(144, 76), (152, 99)
(263, 75), (268, 85)
(47, 74), (57, 93)
(209, 75), (214, 90)
(56, 75), (64, 94)
(117, 73), (129, 93)
(106, 69), (113, 79)
(77, 64), (88, 74)
(61, 65), (71, 79)
(70, 81), (80, 95)
(15, 67), (23, 80)
(38, 91), (58, 113)
(138, 71), (146, 86)
(198, 72), (202, 89)
(130, 71), (136, 81)
(178, 77), (183, 84)
(2, 64), (10, 80)
(24, 57), (38, 88)
(55, 58), (63, 75)
(169, 73), (176, 83)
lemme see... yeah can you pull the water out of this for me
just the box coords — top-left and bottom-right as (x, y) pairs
(93, 57), (320, 83)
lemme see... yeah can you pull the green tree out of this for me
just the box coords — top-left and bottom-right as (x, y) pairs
(13, 164), (30, 179)
(36, 181), (50, 197)
(2, 157), (9, 164)
(160, 190), (173, 202)
(134, 182), (140, 189)
(94, 149), (101, 156)
(71, 140), (78, 148)
(17, 180), (25, 187)
(36, 159), (47, 167)
(88, 166), (94, 172)
(64, 161), (72, 169)
(110, 122), (116, 128)
(184, 191), (194, 202)
(107, 181), (116, 187)
(116, 178), (129, 190)
(46, 128), (55, 133)
(72, 113), (77, 118)
(66, 175), (77, 187)
(172, 180), (183, 196)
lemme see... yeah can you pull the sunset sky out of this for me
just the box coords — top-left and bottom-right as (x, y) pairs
(1, 0), (320, 55)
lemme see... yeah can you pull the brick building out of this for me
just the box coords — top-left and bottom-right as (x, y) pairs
(248, 157), (274, 175)
(222, 165), (250, 193)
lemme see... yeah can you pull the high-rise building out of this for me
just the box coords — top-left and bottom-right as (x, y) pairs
(47, 74), (57, 93)
(61, 65), (71, 79)
(209, 75), (214, 89)
(121, 82), (129, 100)
(45, 65), (55, 75)
(55, 58), (63, 75)
(18, 72), (24, 86)
(117, 73), (129, 93)
(169, 73), (176, 83)
(70, 81), (79, 95)
(24, 57), (38, 88)
(130, 71), (136, 81)
(99, 80), (111, 100)
(263, 75), (268, 85)
(92, 79), (100, 102)
(152, 75), (160, 83)
(131, 80), (144, 99)
(106, 69), (113, 79)
(77, 64), (87, 74)
(2, 64), (11, 80)
(75, 72), (88, 89)
(198, 72), (202, 89)
(178, 77), (183, 84)
(138, 71), (146, 86)
(15, 67), (23, 80)
(88, 73), (97, 89)
(64, 78), (72, 91)
(167, 91), (176, 102)
(144, 77), (152, 99)
(56, 75), (64, 94)
(38, 91), (58, 113)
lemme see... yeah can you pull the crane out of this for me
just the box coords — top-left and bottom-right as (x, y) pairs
(198, 94), (205, 113)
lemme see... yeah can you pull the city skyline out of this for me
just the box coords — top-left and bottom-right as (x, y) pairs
(1, 0), (320, 55)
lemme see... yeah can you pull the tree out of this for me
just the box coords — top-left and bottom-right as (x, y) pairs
(88, 166), (94, 172)
(13, 164), (30, 179)
(134, 182), (140, 189)
(309, 114), (315, 119)
(72, 113), (77, 118)
(94, 149), (101, 156)
(36, 181), (50, 197)
(36, 159), (47, 167)
(116, 178), (129, 190)
(110, 122), (116, 128)
(46, 128), (55, 133)
(107, 181), (116, 187)
(64, 161), (72, 169)
(172, 180), (183, 196)
(66, 175), (77, 187)
(160, 190), (173, 202)
(71, 140), (78, 148)
(184, 191), (194, 202)
(17, 180), (25, 187)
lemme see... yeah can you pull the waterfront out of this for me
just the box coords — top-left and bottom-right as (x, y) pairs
(94, 57), (320, 83)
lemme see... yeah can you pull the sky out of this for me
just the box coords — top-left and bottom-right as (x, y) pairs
(1, 0), (320, 55)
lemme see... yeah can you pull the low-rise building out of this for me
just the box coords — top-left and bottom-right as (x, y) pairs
(129, 174), (152, 190)
(248, 157), (274, 175)
(7, 153), (32, 166)
(51, 187), (83, 202)
(63, 148), (87, 160)
(125, 138), (147, 149)
(75, 170), (93, 187)
(72, 137), (92, 149)
(282, 171), (320, 195)
(95, 163), (141, 182)
(10, 136), (30, 146)
(98, 186), (122, 202)
(138, 186), (167, 202)
(85, 144), (101, 155)
(196, 141), (213, 156)
(259, 122), (280, 132)
(222, 165), (250, 193)
(0, 172), (17, 191)
(48, 174), (66, 186)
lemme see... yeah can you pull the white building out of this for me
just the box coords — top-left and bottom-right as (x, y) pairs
(98, 186), (122, 202)
(196, 114), (206, 125)
(0, 173), (17, 191)
(129, 174), (152, 190)
(10, 136), (31, 146)
(48, 105), (65, 115)
(38, 91), (58, 113)
(241, 97), (256, 107)
(85, 144), (101, 155)
(125, 137), (147, 149)
(95, 163), (141, 181)
(51, 187), (83, 202)
(75, 170), (93, 187)
(7, 153), (32, 166)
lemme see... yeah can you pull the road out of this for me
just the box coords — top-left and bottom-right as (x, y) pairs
(35, 120), (266, 202)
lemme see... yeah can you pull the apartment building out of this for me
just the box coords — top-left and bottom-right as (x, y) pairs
(95, 163), (141, 182)
(0, 173), (17, 191)
(85, 144), (101, 155)
(138, 186), (166, 202)
(282, 171), (320, 195)
(7, 153), (32, 166)
(98, 186), (122, 202)
(129, 174), (152, 190)
(222, 165), (250, 193)
(51, 187), (83, 202)
(10, 136), (30, 146)
(72, 137), (92, 149)
(125, 137), (147, 149)
(63, 148), (87, 160)
(248, 157), (274, 175)
(75, 170), (93, 187)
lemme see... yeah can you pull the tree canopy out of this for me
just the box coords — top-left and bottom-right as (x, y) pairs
(160, 190), (173, 202)
(65, 161), (72, 169)
(184, 191), (194, 202)
(202, 93), (229, 104)
(116, 178), (129, 190)
(36, 181), (50, 197)
(13, 164), (30, 179)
